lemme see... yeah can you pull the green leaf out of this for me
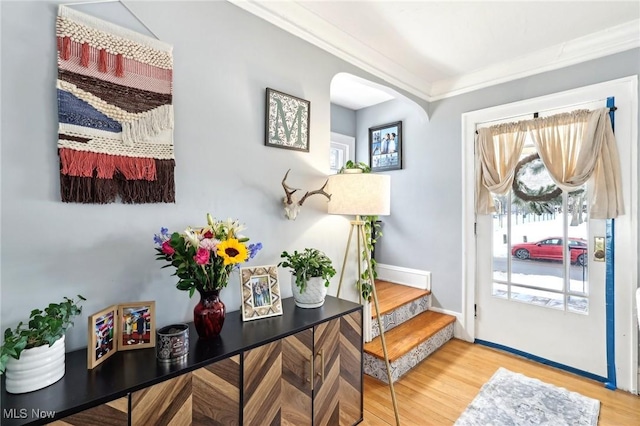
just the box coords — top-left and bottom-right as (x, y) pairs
(0, 354), (9, 374)
(0, 296), (84, 375)
(176, 281), (193, 291)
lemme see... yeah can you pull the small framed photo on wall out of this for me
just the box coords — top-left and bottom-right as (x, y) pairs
(239, 265), (283, 321)
(117, 301), (156, 351)
(369, 121), (402, 172)
(87, 305), (118, 369)
(265, 88), (310, 152)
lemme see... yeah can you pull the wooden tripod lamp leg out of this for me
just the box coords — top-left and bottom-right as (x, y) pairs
(358, 225), (401, 426)
(336, 222), (356, 299)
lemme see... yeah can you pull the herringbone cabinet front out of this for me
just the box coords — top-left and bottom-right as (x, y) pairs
(314, 311), (363, 426)
(243, 311), (363, 426)
(129, 355), (241, 425)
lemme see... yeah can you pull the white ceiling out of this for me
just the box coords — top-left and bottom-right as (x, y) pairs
(231, 1), (640, 109)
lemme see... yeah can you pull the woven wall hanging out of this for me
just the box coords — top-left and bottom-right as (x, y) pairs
(56, 6), (174, 203)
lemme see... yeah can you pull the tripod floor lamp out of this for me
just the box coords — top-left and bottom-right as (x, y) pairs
(327, 171), (400, 426)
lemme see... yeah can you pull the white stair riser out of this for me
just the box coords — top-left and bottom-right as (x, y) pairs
(364, 323), (454, 383)
(371, 294), (430, 339)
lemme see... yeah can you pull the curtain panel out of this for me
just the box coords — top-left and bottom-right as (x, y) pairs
(475, 123), (526, 214)
(475, 108), (624, 219)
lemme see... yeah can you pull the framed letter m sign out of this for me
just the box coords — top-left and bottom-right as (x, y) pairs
(265, 88), (310, 152)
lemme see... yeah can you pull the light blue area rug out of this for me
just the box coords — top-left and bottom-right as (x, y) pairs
(455, 368), (600, 425)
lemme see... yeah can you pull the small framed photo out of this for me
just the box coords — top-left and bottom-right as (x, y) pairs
(117, 301), (156, 351)
(265, 88), (310, 152)
(240, 265), (283, 321)
(369, 121), (402, 172)
(88, 305), (118, 369)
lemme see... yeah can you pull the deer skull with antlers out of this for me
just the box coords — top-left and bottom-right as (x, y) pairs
(282, 169), (332, 220)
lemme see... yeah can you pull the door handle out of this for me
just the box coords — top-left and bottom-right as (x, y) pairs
(316, 349), (325, 383)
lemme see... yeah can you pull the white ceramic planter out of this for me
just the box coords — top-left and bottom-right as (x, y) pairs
(292, 276), (328, 308)
(5, 335), (65, 394)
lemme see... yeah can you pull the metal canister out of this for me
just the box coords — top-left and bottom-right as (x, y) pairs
(156, 323), (189, 363)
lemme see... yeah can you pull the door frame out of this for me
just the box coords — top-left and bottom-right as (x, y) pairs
(460, 76), (638, 393)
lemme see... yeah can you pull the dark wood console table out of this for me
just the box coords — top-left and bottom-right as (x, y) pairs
(1, 296), (363, 426)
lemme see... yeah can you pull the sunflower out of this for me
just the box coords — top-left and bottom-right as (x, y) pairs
(217, 238), (249, 265)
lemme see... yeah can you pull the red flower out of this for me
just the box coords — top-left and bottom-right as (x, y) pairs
(194, 248), (210, 265)
(203, 230), (213, 239)
(161, 241), (175, 256)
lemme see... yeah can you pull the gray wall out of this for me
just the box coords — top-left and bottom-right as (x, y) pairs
(330, 103), (356, 137)
(0, 0), (427, 351)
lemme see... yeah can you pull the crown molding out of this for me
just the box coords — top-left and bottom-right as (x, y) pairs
(228, 0), (432, 101)
(230, 1), (639, 103)
(429, 19), (640, 101)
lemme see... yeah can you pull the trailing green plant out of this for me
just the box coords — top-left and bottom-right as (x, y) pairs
(338, 160), (382, 302)
(359, 218), (382, 302)
(279, 248), (336, 293)
(0, 295), (85, 374)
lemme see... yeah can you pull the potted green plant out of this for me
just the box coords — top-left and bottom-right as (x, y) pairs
(279, 248), (336, 308)
(339, 160), (371, 174)
(0, 295), (85, 394)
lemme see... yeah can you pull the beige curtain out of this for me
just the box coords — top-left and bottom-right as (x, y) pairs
(527, 108), (624, 219)
(475, 123), (526, 214)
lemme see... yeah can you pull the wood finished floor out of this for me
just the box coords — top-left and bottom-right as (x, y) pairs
(362, 339), (640, 425)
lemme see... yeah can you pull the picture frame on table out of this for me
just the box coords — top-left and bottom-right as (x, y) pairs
(265, 88), (310, 152)
(87, 305), (118, 369)
(240, 265), (283, 321)
(369, 121), (402, 172)
(87, 301), (156, 369)
(116, 301), (156, 351)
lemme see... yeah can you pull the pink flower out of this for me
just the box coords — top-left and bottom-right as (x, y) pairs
(199, 238), (218, 252)
(162, 241), (175, 256)
(194, 248), (210, 265)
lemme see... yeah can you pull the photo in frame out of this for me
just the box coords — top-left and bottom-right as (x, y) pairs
(240, 265), (283, 321)
(265, 88), (310, 152)
(87, 305), (118, 369)
(116, 301), (156, 351)
(369, 121), (402, 172)
(87, 301), (156, 369)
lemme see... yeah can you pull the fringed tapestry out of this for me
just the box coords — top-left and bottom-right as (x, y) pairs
(56, 6), (174, 203)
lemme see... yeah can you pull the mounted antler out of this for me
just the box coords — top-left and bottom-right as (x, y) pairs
(298, 180), (331, 206)
(281, 170), (332, 220)
(282, 169), (299, 206)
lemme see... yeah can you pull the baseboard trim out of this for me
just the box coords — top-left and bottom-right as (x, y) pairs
(376, 264), (431, 290)
(475, 339), (609, 384)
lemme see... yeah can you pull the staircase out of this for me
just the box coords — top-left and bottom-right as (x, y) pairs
(363, 280), (456, 383)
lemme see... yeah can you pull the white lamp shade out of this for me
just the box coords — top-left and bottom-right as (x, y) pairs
(327, 172), (390, 216)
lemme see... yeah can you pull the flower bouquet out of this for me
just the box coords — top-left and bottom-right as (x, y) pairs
(154, 213), (262, 339)
(154, 213), (262, 296)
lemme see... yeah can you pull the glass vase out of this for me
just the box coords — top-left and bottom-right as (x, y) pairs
(193, 289), (226, 339)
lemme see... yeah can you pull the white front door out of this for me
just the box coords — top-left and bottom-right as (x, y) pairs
(462, 77), (638, 392)
(475, 123), (608, 377)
